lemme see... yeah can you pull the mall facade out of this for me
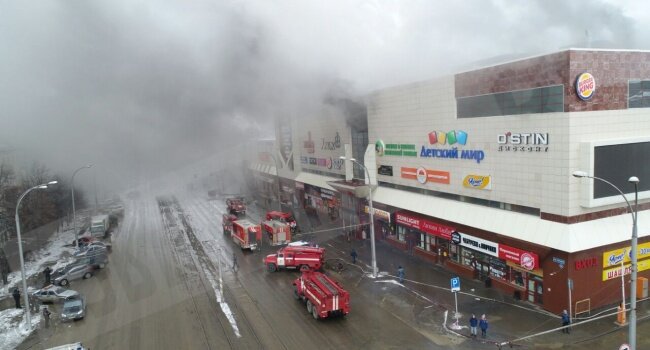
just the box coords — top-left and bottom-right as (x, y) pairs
(248, 49), (650, 315)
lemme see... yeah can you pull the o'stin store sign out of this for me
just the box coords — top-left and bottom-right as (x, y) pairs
(576, 72), (596, 100)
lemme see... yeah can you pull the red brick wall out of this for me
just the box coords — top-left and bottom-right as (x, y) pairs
(455, 50), (650, 113)
(414, 247), (438, 264)
(568, 50), (650, 112)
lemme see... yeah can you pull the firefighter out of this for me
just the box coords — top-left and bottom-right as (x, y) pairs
(350, 249), (358, 264)
(232, 253), (238, 272)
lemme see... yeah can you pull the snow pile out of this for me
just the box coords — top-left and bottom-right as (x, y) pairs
(0, 308), (41, 350)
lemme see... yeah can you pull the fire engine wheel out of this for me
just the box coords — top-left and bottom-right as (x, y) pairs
(306, 300), (313, 313)
(293, 290), (300, 300)
(312, 306), (319, 320)
(267, 263), (277, 272)
(300, 264), (309, 271)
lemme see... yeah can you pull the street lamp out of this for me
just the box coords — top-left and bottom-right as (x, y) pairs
(71, 164), (93, 249)
(340, 156), (378, 278)
(268, 154), (282, 212)
(15, 180), (58, 329)
(573, 170), (639, 349)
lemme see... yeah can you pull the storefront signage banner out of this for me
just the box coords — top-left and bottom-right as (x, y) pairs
(395, 212), (453, 240)
(295, 182), (304, 190)
(401, 167), (450, 185)
(378, 165), (394, 176)
(456, 231), (539, 270)
(498, 245), (539, 270)
(320, 189), (336, 199)
(602, 242), (650, 268)
(364, 206), (391, 222)
(457, 231), (499, 257)
(463, 175), (492, 190)
(602, 258), (650, 281)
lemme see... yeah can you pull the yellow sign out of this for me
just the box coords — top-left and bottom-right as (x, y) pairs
(602, 258), (650, 281)
(462, 175), (491, 190)
(364, 206), (391, 222)
(602, 242), (650, 269)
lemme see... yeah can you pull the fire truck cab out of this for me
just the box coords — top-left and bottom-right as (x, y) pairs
(293, 268), (350, 320)
(261, 220), (292, 246)
(231, 219), (261, 250)
(265, 245), (325, 272)
(226, 197), (246, 216)
(222, 214), (238, 235)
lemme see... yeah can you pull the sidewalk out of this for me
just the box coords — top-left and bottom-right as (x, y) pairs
(245, 199), (650, 348)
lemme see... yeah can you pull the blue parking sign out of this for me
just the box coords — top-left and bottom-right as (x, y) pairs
(451, 277), (460, 292)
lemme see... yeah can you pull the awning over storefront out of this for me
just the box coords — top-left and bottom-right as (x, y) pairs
(294, 172), (337, 192)
(372, 186), (650, 253)
(250, 163), (277, 176)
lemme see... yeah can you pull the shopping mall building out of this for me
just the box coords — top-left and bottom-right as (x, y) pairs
(248, 49), (650, 315)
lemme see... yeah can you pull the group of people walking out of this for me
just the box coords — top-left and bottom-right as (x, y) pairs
(469, 314), (489, 338)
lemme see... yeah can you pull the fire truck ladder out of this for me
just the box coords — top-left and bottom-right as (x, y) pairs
(315, 274), (339, 296)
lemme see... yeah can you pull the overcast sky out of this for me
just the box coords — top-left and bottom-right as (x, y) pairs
(0, 0), (648, 195)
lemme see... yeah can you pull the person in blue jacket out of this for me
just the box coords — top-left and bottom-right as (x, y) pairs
(561, 310), (571, 334)
(479, 314), (488, 338)
(397, 266), (405, 283)
(469, 314), (478, 338)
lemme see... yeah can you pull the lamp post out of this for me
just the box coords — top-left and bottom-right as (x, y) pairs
(340, 156), (378, 278)
(268, 154), (282, 211)
(71, 164), (93, 249)
(15, 180), (58, 329)
(573, 170), (639, 349)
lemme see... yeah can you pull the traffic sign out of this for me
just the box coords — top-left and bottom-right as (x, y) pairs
(451, 277), (460, 292)
(619, 344), (630, 350)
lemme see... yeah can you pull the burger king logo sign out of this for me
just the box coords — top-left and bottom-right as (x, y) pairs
(575, 72), (595, 101)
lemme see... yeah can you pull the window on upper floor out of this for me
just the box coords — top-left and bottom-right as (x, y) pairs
(457, 85), (564, 118)
(628, 80), (650, 108)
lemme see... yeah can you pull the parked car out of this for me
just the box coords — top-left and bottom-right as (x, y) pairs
(73, 244), (108, 258)
(46, 343), (86, 350)
(31, 285), (79, 303)
(54, 264), (94, 286)
(61, 297), (86, 321)
(72, 236), (97, 247)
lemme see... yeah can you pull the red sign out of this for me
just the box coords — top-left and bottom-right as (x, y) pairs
(498, 245), (539, 270)
(395, 211), (453, 240)
(575, 257), (598, 270)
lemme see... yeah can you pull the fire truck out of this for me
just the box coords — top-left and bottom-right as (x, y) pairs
(226, 197), (246, 216)
(264, 245), (325, 272)
(261, 220), (292, 246)
(222, 214), (238, 235)
(231, 219), (261, 250)
(293, 268), (350, 320)
(265, 211), (298, 233)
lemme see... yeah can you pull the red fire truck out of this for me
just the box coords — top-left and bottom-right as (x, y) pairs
(231, 219), (261, 250)
(293, 268), (350, 320)
(222, 214), (238, 235)
(264, 245), (325, 272)
(226, 197), (246, 216)
(265, 211), (298, 233)
(261, 220), (292, 246)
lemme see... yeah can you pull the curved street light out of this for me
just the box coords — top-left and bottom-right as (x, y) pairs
(71, 164), (93, 249)
(340, 156), (378, 278)
(15, 180), (58, 329)
(573, 170), (639, 349)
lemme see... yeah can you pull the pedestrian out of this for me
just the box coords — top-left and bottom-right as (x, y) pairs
(397, 266), (405, 283)
(350, 249), (358, 264)
(232, 253), (238, 272)
(44, 266), (53, 285)
(469, 314), (478, 338)
(561, 309), (571, 334)
(479, 314), (488, 338)
(12, 288), (21, 309)
(42, 306), (51, 328)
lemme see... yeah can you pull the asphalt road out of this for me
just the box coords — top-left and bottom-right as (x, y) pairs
(21, 191), (441, 350)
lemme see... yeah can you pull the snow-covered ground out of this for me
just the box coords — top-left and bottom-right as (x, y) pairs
(0, 215), (88, 348)
(0, 304), (42, 349)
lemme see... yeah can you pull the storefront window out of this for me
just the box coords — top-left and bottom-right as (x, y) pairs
(397, 225), (406, 241)
(511, 270), (525, 287)
(450, 244), (459, 262)
(489, 257), (508, 281)
(417, 234), (435, 251)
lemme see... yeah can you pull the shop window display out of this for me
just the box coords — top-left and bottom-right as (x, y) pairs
(511, 270), (525, 287)
(397, 225), (406, 241)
